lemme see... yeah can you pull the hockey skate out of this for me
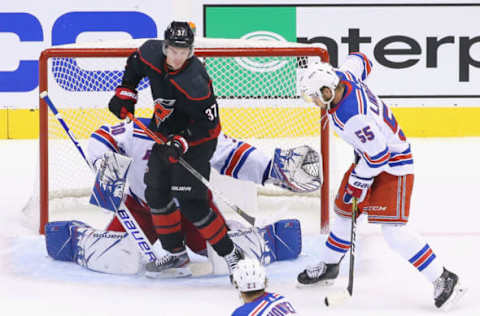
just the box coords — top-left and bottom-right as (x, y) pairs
(145, 250), (192, 279)
(297, 262), (339, 287)
(433, 268), (466, 311)
(224, 246), (244, 283)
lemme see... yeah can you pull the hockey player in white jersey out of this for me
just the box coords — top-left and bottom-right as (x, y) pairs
(231, 258), (297, 316)
(297, 52), (465, 310)
(45, 117), (316, 276)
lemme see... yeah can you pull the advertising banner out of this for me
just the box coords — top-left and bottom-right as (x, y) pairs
(205, 4), (480, 106)
(205, 6), (298, 98)
(0, 1), (173, 108)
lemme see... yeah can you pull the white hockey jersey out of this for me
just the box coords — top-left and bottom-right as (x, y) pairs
(86, 118), (270, 203)
(331, 52), (413, 178)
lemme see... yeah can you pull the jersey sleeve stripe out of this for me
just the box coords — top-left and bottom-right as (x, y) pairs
(133, 128), (168, 143)
(350, 52), (372, 80)
(389, 146), (413, 167)
(220, 143), (239, 175)
(362, 147), (390, 168)
(233, 146), (255, 178)
(332, 112), (345, 130)
(99, 125), (109, 132)
(224, 143), (252, 177)
(133, 134), (153, 141)
(390, 153), (413, 162)
(389, 159), (414, 167)
(133, 128), (148, 137)
(355, 88), (367, 115)
(344, 71), (354, 82)
(360, 90), (368, 115)
(92, 129), (119, 153)
(133, 128), (154, 141)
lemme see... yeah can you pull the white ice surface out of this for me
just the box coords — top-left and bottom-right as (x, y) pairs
(0, 138), (478, 315)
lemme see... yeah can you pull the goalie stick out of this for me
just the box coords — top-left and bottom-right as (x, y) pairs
(40, 91), (90, 168)
(40, 91), (159, 263)
(127, 113), (257, 226)
(324, 197), (358, 307)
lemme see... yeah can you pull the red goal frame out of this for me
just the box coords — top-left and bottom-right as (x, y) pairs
(38, 46), (330, 234)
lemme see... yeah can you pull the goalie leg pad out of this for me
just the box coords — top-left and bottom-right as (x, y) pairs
(46, 220), (143, 275)
(207, 219), (302, 275)
(262, 219), (302, 261)
(45, 220), (90, 262)
(75, 228), (142, 275)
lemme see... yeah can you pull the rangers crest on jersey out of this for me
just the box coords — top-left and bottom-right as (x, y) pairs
(153, 98), (176, 127)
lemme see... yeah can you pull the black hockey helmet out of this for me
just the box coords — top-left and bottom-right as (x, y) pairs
(164, 21), (194, 48)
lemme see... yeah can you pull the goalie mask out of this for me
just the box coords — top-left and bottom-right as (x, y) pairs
(300, 61), (339, 108)
(163, 21), (195, 58)
(233, 258), (267, 292)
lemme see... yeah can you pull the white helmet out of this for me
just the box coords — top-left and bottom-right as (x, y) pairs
(232, 258), (267, 292)
(299, 61), (339, 107)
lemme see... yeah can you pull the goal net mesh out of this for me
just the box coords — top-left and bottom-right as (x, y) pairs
(28, 38), (330, 233)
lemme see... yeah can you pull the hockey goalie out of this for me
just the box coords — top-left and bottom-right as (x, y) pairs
(45, 118), (321, 276)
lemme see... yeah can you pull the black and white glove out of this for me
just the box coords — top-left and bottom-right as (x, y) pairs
(343, 173), (373, 204)
(151, 135), (189, 165)
(108, 85), (137, 119)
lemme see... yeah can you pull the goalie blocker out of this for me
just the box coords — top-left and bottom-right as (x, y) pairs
(44, 219), (301, 275)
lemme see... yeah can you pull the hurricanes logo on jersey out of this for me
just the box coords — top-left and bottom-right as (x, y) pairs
(153, 98), (176, 127)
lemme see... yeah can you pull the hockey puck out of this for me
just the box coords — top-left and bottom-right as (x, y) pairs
(324, 297), (330, 306)
(323, 289), (350, 307)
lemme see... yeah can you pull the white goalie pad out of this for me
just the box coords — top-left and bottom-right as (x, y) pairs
(207, 226), (268, 275)
(206, 218), (303, 275)
(74, 226), (143, 275)
(268, 145), (322, 193)
(89, 152), (158, 264)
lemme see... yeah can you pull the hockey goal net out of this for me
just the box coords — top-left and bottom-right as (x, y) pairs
(31, 38), (330, 234)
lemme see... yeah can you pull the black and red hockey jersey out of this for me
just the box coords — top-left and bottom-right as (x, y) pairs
(121, 39), (220, 146)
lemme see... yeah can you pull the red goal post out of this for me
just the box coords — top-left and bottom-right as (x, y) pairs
(37, 39), (330, 234)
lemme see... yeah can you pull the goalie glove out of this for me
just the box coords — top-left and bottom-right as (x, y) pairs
(343, 173), (373, 204)
(267, 145), (322, 193)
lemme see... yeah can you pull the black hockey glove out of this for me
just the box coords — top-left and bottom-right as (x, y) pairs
(108, 85), (137, 119)
(151, 135), (189, 165)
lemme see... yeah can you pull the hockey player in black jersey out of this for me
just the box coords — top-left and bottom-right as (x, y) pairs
(108, 21), (243, 280)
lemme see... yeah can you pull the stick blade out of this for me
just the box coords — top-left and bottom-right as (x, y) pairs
(324, 289), (351, 307)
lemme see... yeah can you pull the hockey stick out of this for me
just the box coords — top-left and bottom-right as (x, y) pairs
(40, 91), (90, 167)
(127, 113), (256, 226)
(40, 91), (158, 263)
(324, 197), (358, 306)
